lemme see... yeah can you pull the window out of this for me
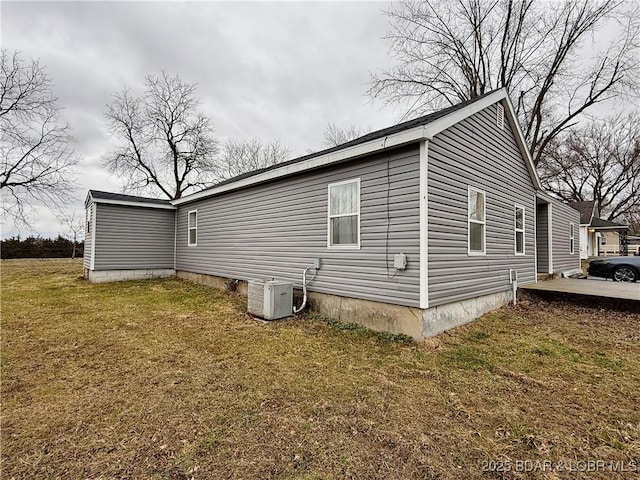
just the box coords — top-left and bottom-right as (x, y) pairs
(496, 104), (505, 130)
(468, 187), (486, 255)
(570, 222), (575, 254)
(328, 178), (360, 248)
(188, 210), (197, 246)
(514, 205), (525, 255)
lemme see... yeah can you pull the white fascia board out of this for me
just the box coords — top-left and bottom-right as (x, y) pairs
(591, 225), (630, 231)
(171, 125), (426, 206)
(502, 95), (542, 190)
(91, 198), (176, 210)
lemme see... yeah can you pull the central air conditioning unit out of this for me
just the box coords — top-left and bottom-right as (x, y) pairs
(247, 279), (293, 320)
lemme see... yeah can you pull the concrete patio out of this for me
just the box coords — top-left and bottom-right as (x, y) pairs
(521, 277), (640, 302)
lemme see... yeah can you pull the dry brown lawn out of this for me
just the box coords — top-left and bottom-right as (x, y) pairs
(1, 259), (639, 479)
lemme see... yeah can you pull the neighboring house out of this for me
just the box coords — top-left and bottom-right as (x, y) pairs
(569, 200), (597, 260)
(84, 88), (580, 339)
(591, 218), (631, 256)
(567, 201), (630, 258)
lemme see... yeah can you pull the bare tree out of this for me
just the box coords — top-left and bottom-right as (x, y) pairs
(539, 114), (640, 221)
(58, 210), (84, 259)
(0, 50), (78, 225)
(369, 0), (640, 165)
(623, 209), (640, 236)
(215, 138), (290, 180)
(104, 72), (218, 199)
(321, 122), (371, 148)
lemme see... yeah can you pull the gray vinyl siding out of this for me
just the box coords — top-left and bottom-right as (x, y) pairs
(550, 200), (580, 273)
(536, 203), (550, 273)
(93, 203), (176, 271)
(83, 201), (93, 270)
(176, 146), (421, 307)
(427, 104), (537, 306)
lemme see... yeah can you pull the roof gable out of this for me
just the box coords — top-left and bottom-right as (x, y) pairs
(87, 190), (175, 210)
(568, 201), (596, 224)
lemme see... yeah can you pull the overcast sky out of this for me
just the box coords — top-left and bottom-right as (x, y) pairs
(2, 0), (402, 239)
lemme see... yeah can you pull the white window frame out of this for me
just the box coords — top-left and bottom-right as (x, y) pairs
(514, 204), (525, 255)
(327, 178), (361, 249)
(468, 186), (486, 256)
(188, 209), (198, 246)
(569, 222), (575, 254)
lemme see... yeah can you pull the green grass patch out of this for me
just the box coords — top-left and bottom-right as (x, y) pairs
(440, 344), (495, 371)
(2, 259), (639, 479)
(306, 314), (414, 345)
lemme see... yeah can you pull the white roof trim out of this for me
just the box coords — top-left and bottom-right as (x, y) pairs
(589, 224), (630, 231)
(502, 94), (542, 190)
(89, 196), (176, 210)
(172, 124), (426, 205)
(172, 88), (541, 206)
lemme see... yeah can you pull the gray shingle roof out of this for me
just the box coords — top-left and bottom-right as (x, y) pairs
(89, 190), (171, 205)
(207, 88), (504, 191)
(568, 201), (596, 224)
(590, 217), (628, 230)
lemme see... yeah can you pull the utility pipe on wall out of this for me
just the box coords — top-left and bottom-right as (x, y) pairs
(293, 267), (311, 314)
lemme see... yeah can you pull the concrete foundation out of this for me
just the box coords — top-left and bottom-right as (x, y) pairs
(176, 271), (249, 295)
(178, 271), (423, 340)
(306, 291), (424, 339)
(422, 290), (513, 338)
(176, 271), (514, 340)
(87, 269), (175, 283)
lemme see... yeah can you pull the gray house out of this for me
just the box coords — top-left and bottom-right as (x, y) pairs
(84, 89), (580, 339)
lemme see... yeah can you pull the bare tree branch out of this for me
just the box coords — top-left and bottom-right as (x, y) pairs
(104, 72), (218, 199)
(539, 114), (640, 222)
(369, 0), (640, 165)
(0, 49), (79, 226)
(321, 123), (372, 148)
(57, 210), (84, 259)
(215, 139), (290, 180)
